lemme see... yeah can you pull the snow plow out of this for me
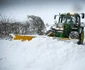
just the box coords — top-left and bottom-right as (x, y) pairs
(46, 13), (85, 44)
(14, 35), (36, 41)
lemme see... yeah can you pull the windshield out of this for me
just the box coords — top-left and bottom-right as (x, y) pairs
(58, 15), (76, 24)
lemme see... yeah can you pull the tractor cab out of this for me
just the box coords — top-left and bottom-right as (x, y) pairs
(59, 14), (76, 24)
(58, 13), (83, 30)
(55, 13), (81, 27)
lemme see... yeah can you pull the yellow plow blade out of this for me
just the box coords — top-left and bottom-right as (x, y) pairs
(14, 35), (36, 41)
(13, 35), (77, 41)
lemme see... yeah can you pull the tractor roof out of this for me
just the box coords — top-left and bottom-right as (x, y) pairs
(60, 13), (80, 17)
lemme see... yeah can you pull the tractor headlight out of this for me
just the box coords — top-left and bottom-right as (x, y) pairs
(56, 28), (64, 30)
(60, 28), (64, 30)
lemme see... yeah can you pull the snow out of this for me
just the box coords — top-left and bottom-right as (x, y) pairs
(0, 34), (85, 70)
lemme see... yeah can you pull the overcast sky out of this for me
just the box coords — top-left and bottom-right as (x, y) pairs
(0, 0), (85, 24)
(0, 0), (85, 9)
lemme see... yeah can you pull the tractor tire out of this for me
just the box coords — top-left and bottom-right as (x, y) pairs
(77, 28), (84, 45)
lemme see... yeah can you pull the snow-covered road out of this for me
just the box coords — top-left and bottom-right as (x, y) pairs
(0, 36), (85, 70)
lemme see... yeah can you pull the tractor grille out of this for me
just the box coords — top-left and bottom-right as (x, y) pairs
(71, 28), (78, 31)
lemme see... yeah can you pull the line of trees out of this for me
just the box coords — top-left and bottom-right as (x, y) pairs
(0, 15), (46, 38)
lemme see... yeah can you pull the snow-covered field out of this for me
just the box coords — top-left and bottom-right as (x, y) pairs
(0, 34), (85, 70)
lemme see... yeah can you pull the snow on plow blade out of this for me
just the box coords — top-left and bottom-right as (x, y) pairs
(14, 35), (36, 41)
(58, 38), (71, 40)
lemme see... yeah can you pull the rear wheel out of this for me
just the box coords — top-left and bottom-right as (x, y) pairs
(81, 30), (84, 43)
(78, 28), (84, 45)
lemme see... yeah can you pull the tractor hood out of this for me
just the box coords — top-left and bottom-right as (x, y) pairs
(57, 23), (71, 28)
(55, 23), (71, 32)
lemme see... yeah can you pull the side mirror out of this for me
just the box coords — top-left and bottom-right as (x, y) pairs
(54, 15), (57, 19)
(81, 22), (85, 27)
(81, 13), (85, 19)
(54, 19), (57, 24)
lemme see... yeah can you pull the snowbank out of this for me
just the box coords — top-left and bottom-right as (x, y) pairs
(0, 36), (85, 70)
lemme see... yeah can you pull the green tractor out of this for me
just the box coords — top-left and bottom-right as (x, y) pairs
(46, 13), (85, 44)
